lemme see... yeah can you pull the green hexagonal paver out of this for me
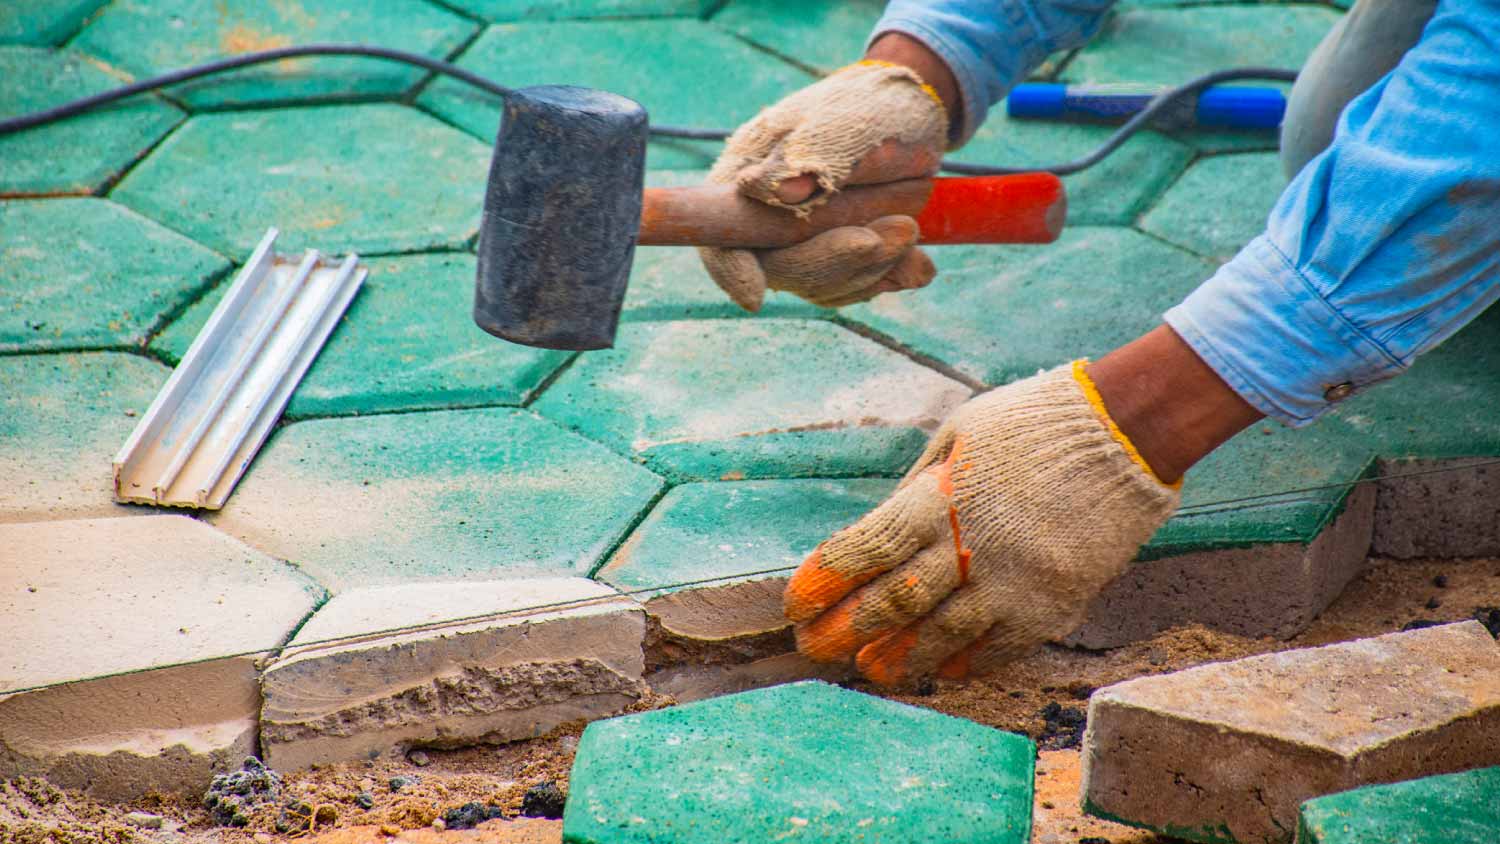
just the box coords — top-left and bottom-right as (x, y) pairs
(2, 198), (229, 353)
(846, 227), (1214, 386)
(151, 252), (570, 417)
(1297, 767), (1500, 844)
(209, 408), (664, 591)
(0, 47), (183, 196)
(1063, 6), (1339, 87)
(445, 0), (716, 20)
(713, 0), (886, 73)
(531, 319), (972, 481)
(565, 681), (1034, 844)
(0, 352), (168, 522)
(110, 104), (489, 260)
(0, 0), (104, 45)
(72, 0), (476, 109)
(419, 19), (813, 169)
(598, 478), (895, 595)
(1140, 152), (1285, 261)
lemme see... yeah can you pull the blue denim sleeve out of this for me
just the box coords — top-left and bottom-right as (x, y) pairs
(1164, 0), (1500, 426)
(869, 0), (1114, 144)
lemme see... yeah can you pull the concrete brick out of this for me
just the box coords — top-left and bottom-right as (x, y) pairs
(1372, 459), (1500, 559)
(565, 681), (1034, 844)
(0, 352), (168, 523)
(418, 19), (813, 169)
(1296, 766), (1500, 844)
(209, 409), (664, 591)
(151, 253), (571, 417)
(0, 47), (182, 195)
(713, 0), (887, 73)
(1082, 622), (1500, 844)
(532, 319), (970, 481)
(1140, 153), (1285, 261)
(1071, 483), (1374, 648)
(0, 0), (103, 45)
(445, 0), (715, 20)
(0, 515), (322, 799)
(73, 0), (476, 109)
(2, 198), (230, 353)
(260, 577), (644, 770)
(111, 104), (489, 260)
(646, 652), (850, 704)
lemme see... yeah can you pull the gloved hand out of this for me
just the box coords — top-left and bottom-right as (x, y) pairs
(700, 60), (949, 311)
(783, 362), (1181, 684)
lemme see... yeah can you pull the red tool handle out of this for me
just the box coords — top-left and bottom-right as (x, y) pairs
(638, 172), (1066, 248)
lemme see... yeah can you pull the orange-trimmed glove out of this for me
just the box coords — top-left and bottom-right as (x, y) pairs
(784, 361), (1181, 684)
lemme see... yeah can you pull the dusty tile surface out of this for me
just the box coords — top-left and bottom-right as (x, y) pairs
(1297, 766), (1500, 844)
(712, 0), (887, 73)
(0, 0), (105, 45)
(1140, 152), (1287, 260)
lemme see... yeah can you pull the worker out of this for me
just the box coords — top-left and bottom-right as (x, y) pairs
(701, 0), (1498, 684)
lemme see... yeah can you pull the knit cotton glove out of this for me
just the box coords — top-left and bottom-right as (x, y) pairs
(784, 362), (1182, 684)
(700, 60), (949, 311)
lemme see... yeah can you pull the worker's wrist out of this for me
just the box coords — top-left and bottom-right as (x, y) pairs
(865, 32), (963, 139)
(1086, 325), (1264, 485)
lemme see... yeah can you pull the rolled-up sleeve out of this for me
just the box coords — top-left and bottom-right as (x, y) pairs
(1165, 0), (1500, 426)
(869, 0), (1114, 144)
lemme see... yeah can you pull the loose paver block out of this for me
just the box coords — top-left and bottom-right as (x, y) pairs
(1, 198), (230, 353)
(444, 0), (716, 19)
(533, 319), (971, 481)
(111, 104), (489, 259)
(0, 516), (323, 799)
(0, 47), (182, 195)
(1082, 621), (1500, 844)
(0, 0), (103, 44)
(261, 577), (644, 770)
(1141, 153), (1285, 261)
(209, 408), (664, 591)
(152, 252), (571, 417)
(1372, 458), (1500, 559)
(565, 681), (1035, 844)
(600, 478), (895, 643)
(418, 19), (813, 169)
(1296, 766), (1500, 844)
(0, 352), (168, 523)
(73, 0), (476, 109)
(713, 0), (887, 73)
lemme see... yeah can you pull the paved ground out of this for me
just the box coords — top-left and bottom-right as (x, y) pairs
(5, 0), (1500, 687)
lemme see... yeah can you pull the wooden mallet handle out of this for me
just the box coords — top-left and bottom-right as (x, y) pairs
(637, 173), (1065, 248)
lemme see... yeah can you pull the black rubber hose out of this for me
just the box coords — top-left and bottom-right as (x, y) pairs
(0, 43), (1297, 174)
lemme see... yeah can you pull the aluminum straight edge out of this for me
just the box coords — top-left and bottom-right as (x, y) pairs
(113, 228), (368, 510)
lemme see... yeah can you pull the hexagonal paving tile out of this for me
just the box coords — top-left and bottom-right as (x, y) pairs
(72, 0), (476, 109)
(0, 47), (183, 196)
(565, 681), (1035, 844)
(0, 352), (168, 523)
(1140, 152), (1285, 261)
(444, 0), (715, 20)
(713, 0), (886, 73)
(151, 252), (571, 418)
(531, 319), (972, 481)
(0, 0), (104, 45)
(418, 19), (814, 169)
(845, 227), (1215, 386)
(208, 408), (665, 591)
(2, 198), (230, 353)
(110, 104), (490, 259)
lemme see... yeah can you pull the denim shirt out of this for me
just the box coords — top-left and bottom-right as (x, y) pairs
(872, 0), (1500, 426)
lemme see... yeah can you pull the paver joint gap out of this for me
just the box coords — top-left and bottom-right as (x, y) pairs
(831, 314), (988, 391)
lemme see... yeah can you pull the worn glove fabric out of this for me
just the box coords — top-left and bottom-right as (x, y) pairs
(784, 361), (1181, 685)
(700, 60), (948, 311)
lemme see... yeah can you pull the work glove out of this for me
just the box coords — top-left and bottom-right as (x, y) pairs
(784, 362), (1181, 685)
(700, 60), (949, 311)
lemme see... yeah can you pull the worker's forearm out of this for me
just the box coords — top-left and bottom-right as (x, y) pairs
(1087, 325), (1263, 485)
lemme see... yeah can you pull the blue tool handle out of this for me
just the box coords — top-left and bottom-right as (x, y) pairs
(1007, 82), (1285, 129)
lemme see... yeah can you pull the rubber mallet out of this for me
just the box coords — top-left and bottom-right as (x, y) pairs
(474, 86), (1066, 351)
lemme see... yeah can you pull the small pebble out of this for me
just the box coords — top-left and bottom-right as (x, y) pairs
(913, 677), (936, 696)
(407, 749), (431, 767)
(124, 812), (163, 829)
(1426, 596), (1442, 610)
(1433, 574), (1450, 588)
(389, 775), (418, 792)
(1080, 838), (1112, 844)
(432, 818), (446, 831)
(355, 791), (375, 810)
(521, 781), (567, 819)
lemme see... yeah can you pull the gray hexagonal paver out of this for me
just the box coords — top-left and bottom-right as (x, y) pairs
(531, 319), (972, 481)
(110, 104), (490, 260)
(0, 47), (183, 196)
(208, 408), (665, 592)
(72, 0), (476, 109)
(418, 19), (814, 169)
(1, 198), (230, 353)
